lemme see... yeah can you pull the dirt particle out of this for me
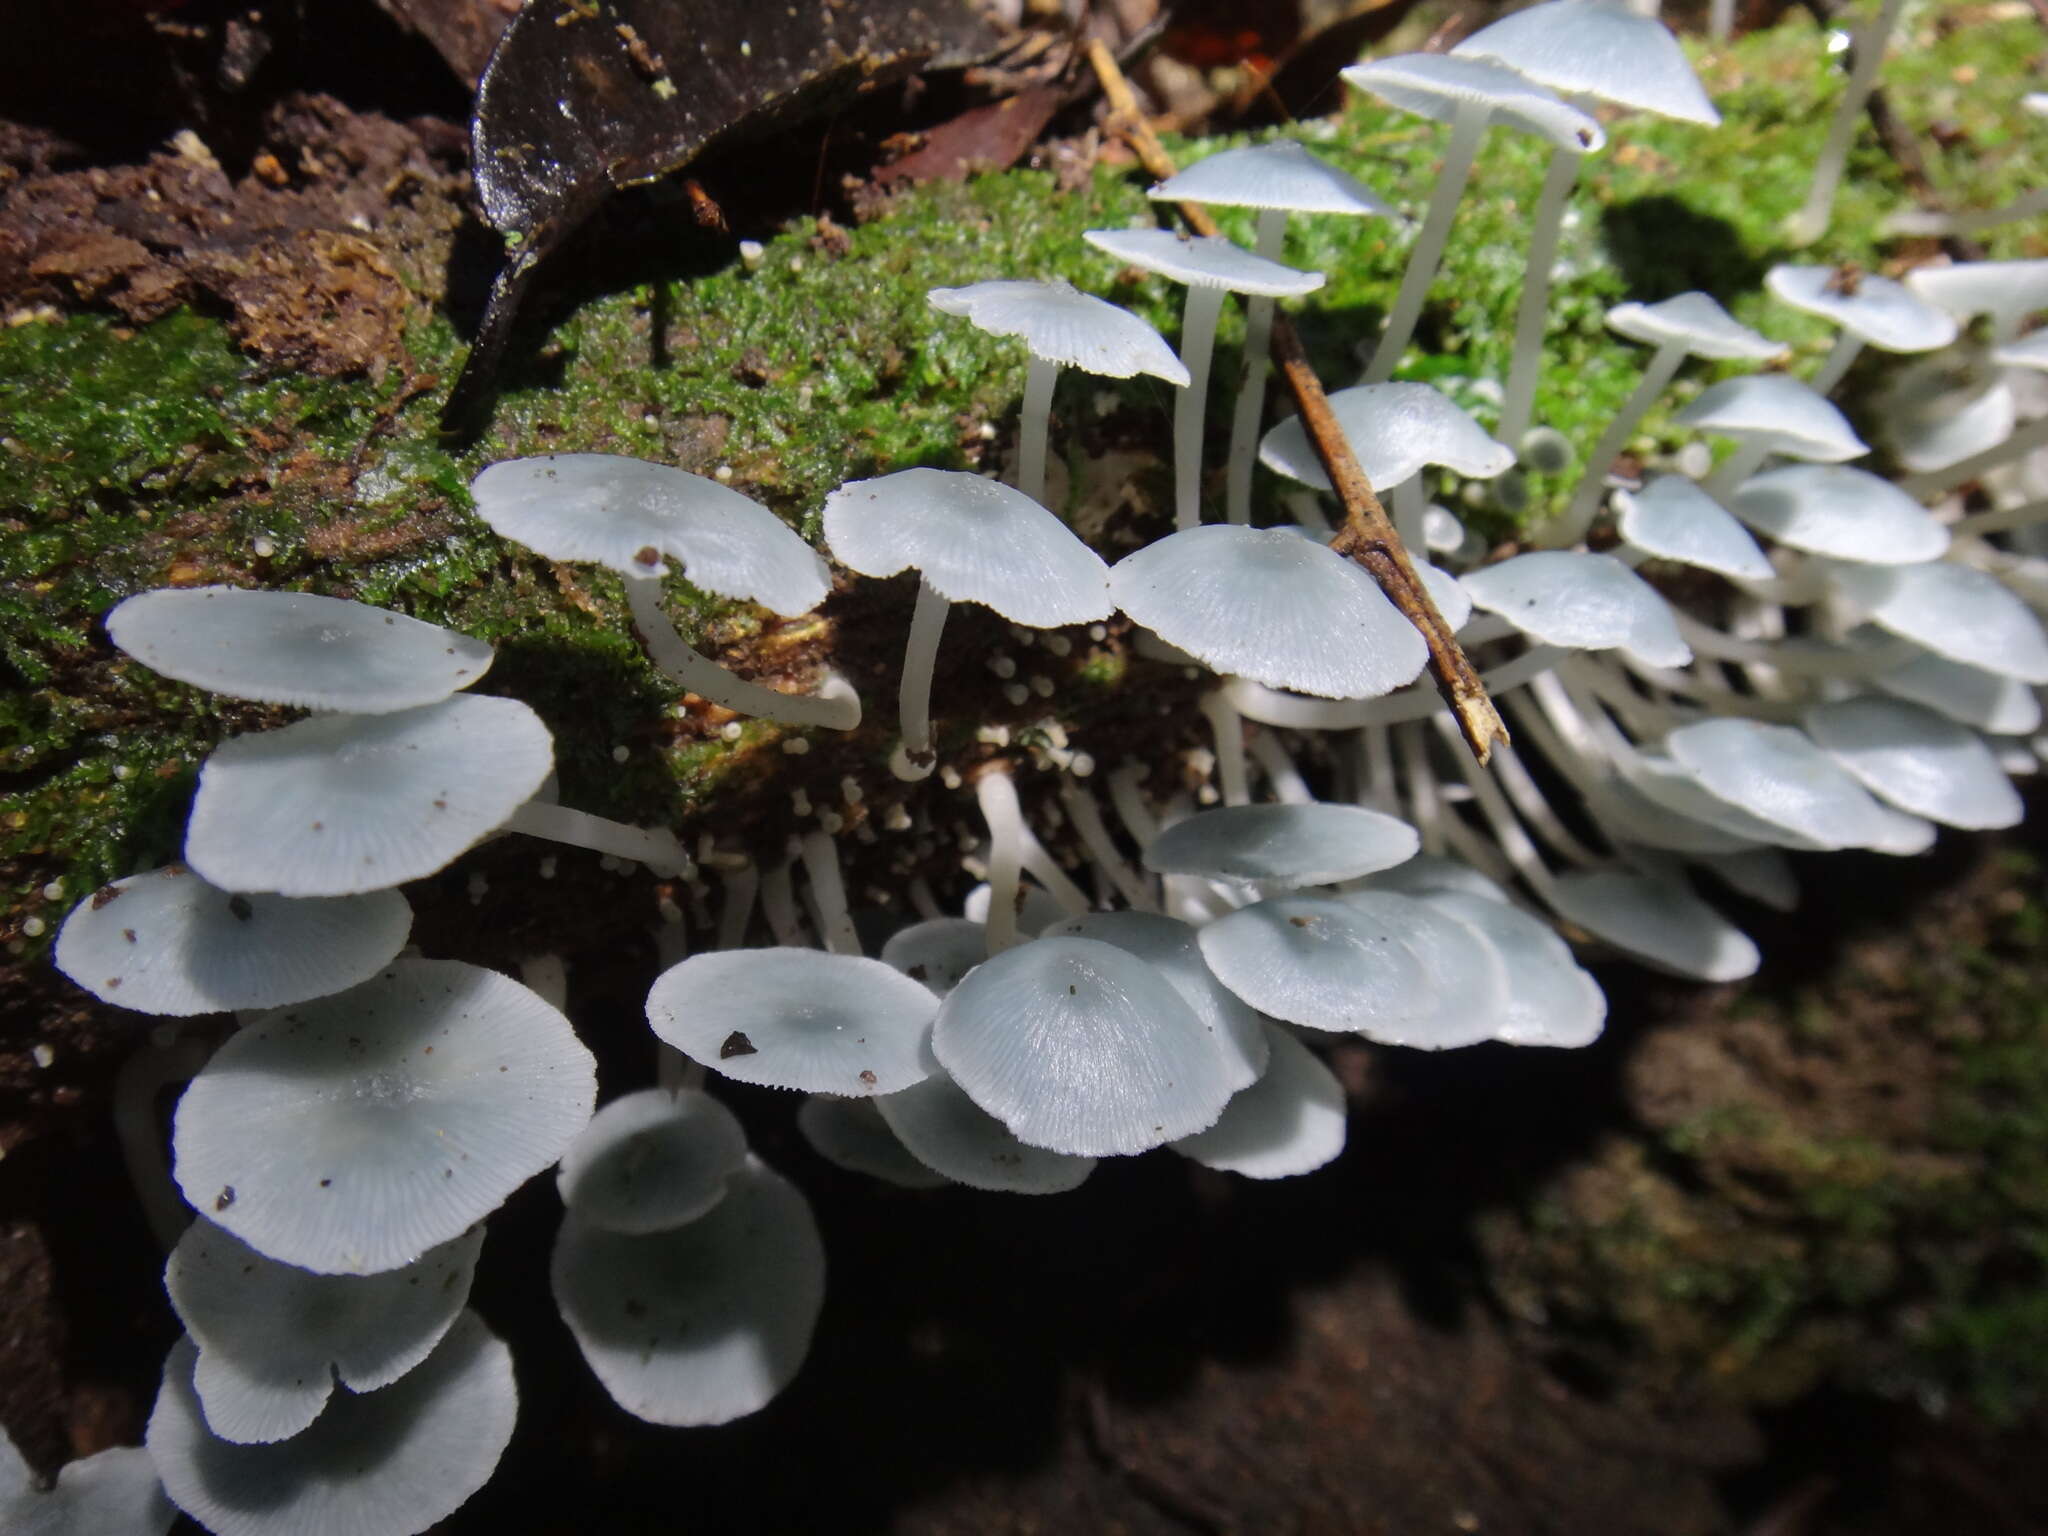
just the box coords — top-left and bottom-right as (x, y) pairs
(720, 1031), (758, 1059)
(214, 1187), (236, 1211)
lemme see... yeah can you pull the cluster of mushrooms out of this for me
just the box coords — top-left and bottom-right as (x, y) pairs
(27, 2), (2048, 1531)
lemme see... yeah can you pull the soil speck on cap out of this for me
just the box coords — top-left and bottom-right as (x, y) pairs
(720, 1031), (757, 1059)
(90, 886), (123, 910)
(214, 1187), (235, 1211)
(859, 1069), (877, 1085)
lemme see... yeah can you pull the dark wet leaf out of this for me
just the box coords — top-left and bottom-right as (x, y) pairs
(444, 0), (997, 427)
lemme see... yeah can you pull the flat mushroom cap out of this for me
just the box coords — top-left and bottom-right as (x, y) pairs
(1171, 1024), (1348, 1180)
(1606, 293), (1784, 360)
(165, 1221), (484, 1446)
(1425, 892), (1607, 1048)
(1873, 643), (2043, 736)
(932, 936), (1239, 1157)
(1832, 561), (2048, 685)
(183, 694), (554, 898)
(822, 469), (1112, 627)
(1731, 464), (1948, 564)
(468, 454), (829, 616)
(55, 866), (411, 1016)
(1451, 0), (1720, 124)
(1665, 717), (1904, 851)
(172, 959), (597, 1275)
(1110, 526), (1429, 700)
(795, 1095), (952, 1189)
(1339, 53), (1606, 151)
(646, 949), (938, 1096)
(1461, 551), (1692, 668)
(1142, 803), (1420, 887)
(1616, 477), (1775, 582)
(549, 1157), (824, 1426)
(1673, 375), (1869, 462)
(1765, 266), (1959, 352)
(1805, 696), (2024, 830)
(1259, 382), (1514, 492)
(107, 588), (493, 715)
(1149, 141), (1394, 216)
(1082, 228), (1325, 297)
(1551, 870), (1759, 982)
(0, 1434), (173, 1536)
(146, 1310), (516, 1536)
(555, 1088), (750, 1235)
(1905, 259), (2048, 333)
(928, 280), (1189, 384)
(875, 1072), (1097, 1193)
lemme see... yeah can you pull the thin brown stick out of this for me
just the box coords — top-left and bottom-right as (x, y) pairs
(1084, 39), (1506, 763)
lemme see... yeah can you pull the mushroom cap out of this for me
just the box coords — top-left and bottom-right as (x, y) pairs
(1082, 228), (1325, 297)
(1765, 265), (1959, 353)
(0, 1434), (172, 1536)
(1171, 1024), (1348, 1180)
(172, 959), (596, 1275)
(1359, 852), (1512, 905)
(1991, 330), (2048, 371)
(1832, 561), (2048, 685)
(1905, 259), (2048, 334)
(1551, 870), (1759, 982)
(1804, 696), (2024, 830)
(1888, 375), (2016, 475)
(931, 936), (1239, 1157)
(549, 1156), (825, 1426)
(1258, 382), (1514, 492)
(795, 1095), (952, 1189)
(1141, 803), (1420, 887)
(1731, 464), (1948, 564)
(165, 1221), (484, 1445)
(468, 453), (829, 615)
(1664, 717), (1906, 851)
(54, 865), (411, 1016)
(1424, 892), (1606, 1048)
(183, 694), (554, 898)
(1451, 0), (1720, 124)
(1605, 292), (1784, 360)
(927, 279), (1190, 384)
(555, 1088), (750, 1235)
(1460, 551), (1691, 668)
(1698, 847), (1799, 913)
(645, 948), (938, 1096)
(1149, 141), (1394, 217)
(1623, 753), (1818, 851)
(876, 1070), (1097, 1193)
(1339, 53), (1606, 151)
(1673, 375), (1869, 461)
(879, 917), (989, 997)
(1109, 526), (1429, 700)
(106, 587), (494, 715)
(1420, 562), (1475, 632)
(1873, 642), (2043, 736)
(1616, 476), (1775, 581)
(146, 1310), (516, 1536)
(821, 469), (1112, 626)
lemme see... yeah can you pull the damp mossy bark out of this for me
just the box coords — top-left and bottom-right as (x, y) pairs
(1, 8), (2044, 937)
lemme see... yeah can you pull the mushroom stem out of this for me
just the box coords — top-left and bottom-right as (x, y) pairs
(1704, 332), (1868, 499)
(1390, 477), (1427, 552)
(115, 1032), (211, 1251)
(1224, 210), (1289, 525)
(799, 829), (862, 956)
(975, 767), (1026, 953)
(625, 573), (860, 731)
(1897, 414), (2048, 501)
(1248, 729), (1314, 804)
(1807, 329), (1868, 398)
(759, 856), (809, 948)
(1199, 689), (1251, 805)
(1954, 494), (2048, 539)
(1356, 725), (1399, 815)
(1364, 102), (1491, 385)
(1224, 644), (1565, 729)
(716, 860), (758, 951)
(1017, 354), (1061, 508)
(1497, 147), (1586, 450)
(893, 578), (951, 781)
(503, 800), (690, 877)
(1107, 760), (1162, 851)
(1548, 337), (1689, 546)
(1784, 0), (1908, 247)
(517, 953), (570, 1012)
(1059, 780), (1156, 911)
(1174, 286), (1229, 530)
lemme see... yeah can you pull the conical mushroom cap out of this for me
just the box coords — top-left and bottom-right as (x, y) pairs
(1340, 53), (1605, 151)
(1150, 141), (1394, 216)
(1461, 551), (1691, 667)
(1616, 477), (1774, 582)
(795, 1095), (952, 1189)
(1551, 869), (1759, 982)
(646, 949), (938, 1095)
(107, 587), (493, 714)
(1765, 265), (1958, 352)
(1424, 892), (1606, 1048)
(1732, 464), (1947, 564)
(928, 280), (1189, 384)
(146, 1310), (516, 1536)
(468, 454), (830, 615)
(1665, 717), (1909, 851)
(1142, 803), (1420, 887)
(1452, 0), (1719, 124)
(1082, 228), (1325, 297)
(1674, 375), (1868, 462)
(1832, 561), (2048, 685)
(183, 694), (554, 898)
(1171, 1024), (1347, 1180)
(549, 1157), (824, 1426)
(822, 469), (1111, 626)
(1259, 382), (1513, 492)
(555, 1088), (750, 1235)
(172, 959), (596, 1275)
(1606, 293), (1784, 360)
(165, 1221), (484, 1445)
(931, 936), (1238, 1157)
(1804, 696), (2023, 830)
(55, 866), (410, 1016)
(875, 1071), (1097, 1193)
(1110, 526), (1429, 699)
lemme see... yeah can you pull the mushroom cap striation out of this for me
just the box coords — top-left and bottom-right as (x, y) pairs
(1340, 53), (1606, 151)
(107, 587), (493, 715)
(1451, 0), (1720, 125)
(1424, 892), (1606, 1048)
(555, 1087), (750, 1235)
(1171, 1023), (1348, 1180)
(927, 280), (1189, 383)
(795, 1095), (952, 1190)
(1258, 382), (1513, 493)
(875, 1071), (1097, 1193)
(1082, 228), (1325, 297)
(172, 959), (596, 1275)
(1461, 551), (1691, 668)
